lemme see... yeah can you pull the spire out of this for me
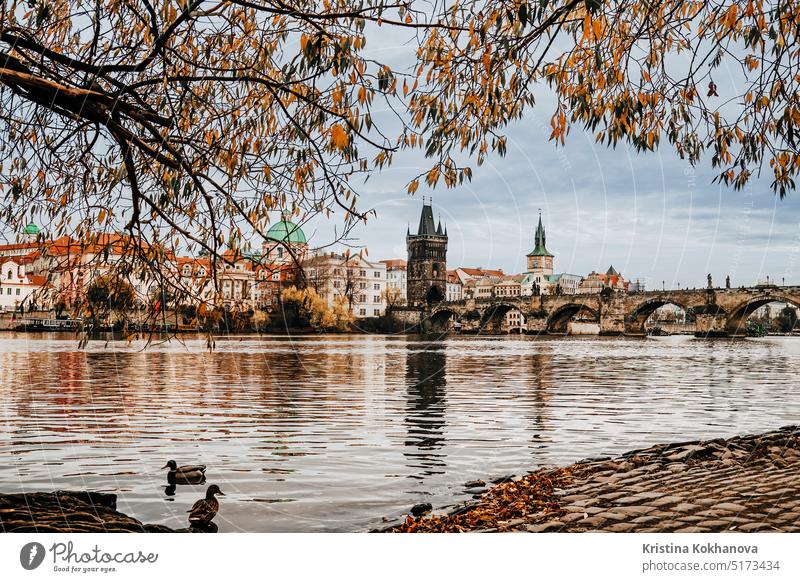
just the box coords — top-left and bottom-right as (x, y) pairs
(436, 218), (443, 235)
(527, 209), (553, 257)
(416, 200), (437, 236)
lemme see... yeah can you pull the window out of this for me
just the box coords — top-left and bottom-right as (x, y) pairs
(6, 288), (10, 295)
(374, 309), (380, 316)
(359, 308), (366, 316)
(373, 295), (380, 303)
(359, 270), (366, 277)
(358, 294), (366, 303)
(373, 283), (380, 290)
(272, 272), (280, 281)
(373, 271), (380, 278)
(277, 247), (283, 258)
(16, 288), (20, 296)
(6, 270), (10, 280)
(359, 282), (366, 289)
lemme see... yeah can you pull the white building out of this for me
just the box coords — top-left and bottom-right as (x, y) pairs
(0, 257), (48, 311)
(504, 308), (526, 332)
(546, 273), (582, 295)
(380, 259), (407, 304)
(305, 252), (388, 318)
(446, 270), (462, 301)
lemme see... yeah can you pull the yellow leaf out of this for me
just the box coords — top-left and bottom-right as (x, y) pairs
(330, 124), (349, 151)
(592, 18), (604, 39)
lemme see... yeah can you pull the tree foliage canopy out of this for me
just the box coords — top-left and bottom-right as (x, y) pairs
(1, 0), (798, 302)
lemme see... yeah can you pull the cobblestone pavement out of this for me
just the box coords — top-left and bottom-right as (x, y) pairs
(390, 426), (800, 533)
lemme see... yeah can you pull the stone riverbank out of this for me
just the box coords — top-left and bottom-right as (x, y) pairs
(0, 491), (178, 533)
(387, 426), (800, 533)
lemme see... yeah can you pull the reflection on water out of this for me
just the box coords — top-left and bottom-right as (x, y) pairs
(2, 333), (800, 532)
(405, 346), (447, 478)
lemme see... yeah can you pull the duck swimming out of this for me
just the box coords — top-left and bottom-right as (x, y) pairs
(162, 460), (207, 484)
(188, 484), (224, 524)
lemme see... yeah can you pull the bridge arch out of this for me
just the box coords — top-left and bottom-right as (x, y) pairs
(725, 294), (800, 336)
(626, 297), (692, 336)
(546, 303), (599, 334)
(479, 302), (527, 333)
(428, 308), (461, 332)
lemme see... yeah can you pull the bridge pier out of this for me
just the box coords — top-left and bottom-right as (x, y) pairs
(694, 313), (730, 338)
(526, 316), (548, 334)
(598, 291), (626, 335)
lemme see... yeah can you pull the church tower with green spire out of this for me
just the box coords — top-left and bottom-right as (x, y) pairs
(526, 212), (554, 275)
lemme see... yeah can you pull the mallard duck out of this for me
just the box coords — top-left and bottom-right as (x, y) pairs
(187, 484), (224, 524)
(162, 460), (206, 484)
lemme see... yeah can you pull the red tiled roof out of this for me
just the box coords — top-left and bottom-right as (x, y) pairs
(380, 259), (407, 269)
(458, 267), (505, 278)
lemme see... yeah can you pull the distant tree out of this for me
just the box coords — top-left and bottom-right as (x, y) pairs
(281, 286), (353, 331)
(382, 287), (405, 310)
(84, 275), (136, 321)
(777, 305), (798, 333)
(251, 309), (271, 331)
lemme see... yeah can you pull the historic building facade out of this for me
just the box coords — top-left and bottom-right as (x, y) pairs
(406, 201), (448, 307)
(304, 252), (387, 317)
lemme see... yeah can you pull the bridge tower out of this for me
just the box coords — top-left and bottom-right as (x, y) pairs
(407, 200), (448, 307)
(526, 212), (554, 276)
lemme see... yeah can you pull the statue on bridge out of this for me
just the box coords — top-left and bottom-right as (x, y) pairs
(726, 275), (731, 289)
(707, 273), (713, 289)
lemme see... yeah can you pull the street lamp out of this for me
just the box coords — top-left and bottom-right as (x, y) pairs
(662, 280), (665, 291)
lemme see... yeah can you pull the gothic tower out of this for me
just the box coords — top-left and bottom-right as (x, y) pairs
(407, 201), (448, 307)
(526, 212), (554, 275)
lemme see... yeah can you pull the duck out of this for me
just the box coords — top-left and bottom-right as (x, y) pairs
(162, 460), (207, 485)
(188, 484), (224, 524)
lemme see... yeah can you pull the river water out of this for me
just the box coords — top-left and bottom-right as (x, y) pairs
(1, 332), (799, 532)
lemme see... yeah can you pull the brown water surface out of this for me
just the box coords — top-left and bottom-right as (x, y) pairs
(1, 333), (798, 532)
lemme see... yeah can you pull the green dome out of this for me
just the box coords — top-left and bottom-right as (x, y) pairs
(23, 222), (39, 235)
(266, 218), (306, 244)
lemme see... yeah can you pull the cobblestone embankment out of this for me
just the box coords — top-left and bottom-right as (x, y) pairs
(389, 426), (800, 533)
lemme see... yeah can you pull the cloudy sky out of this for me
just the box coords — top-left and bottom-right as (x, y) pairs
(302, 95), (800, 290)
(300, 26), (800, 291)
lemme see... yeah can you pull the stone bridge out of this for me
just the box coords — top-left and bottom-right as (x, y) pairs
(392, 285), (800, 336)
